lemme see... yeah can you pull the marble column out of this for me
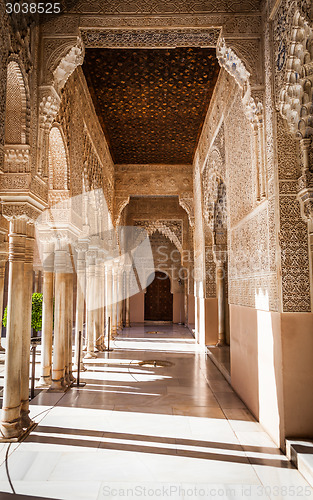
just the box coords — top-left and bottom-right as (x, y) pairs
(95, 256), (103, 351)
(85, 251), (97, 359)
(98, 259), (105, 350)
(216, 262), (226, 346)
(67, 271), (75, 383)
(50, 245), (68, 391)
(1, 219), (27, 438)
(117, 268), (123, 330)
(213, 247), (227, 347)
(111, 265), (118, 338)
(105, 264), (113, 341)
(0, 237), (8, 351)
(74, 248), (86, 371)
(125, 270), (131, 327)
(20, 224), (35, 428)
(38, 243), (54, 387)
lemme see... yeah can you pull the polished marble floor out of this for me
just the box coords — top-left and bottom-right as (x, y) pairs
(0, 324), (311, 500)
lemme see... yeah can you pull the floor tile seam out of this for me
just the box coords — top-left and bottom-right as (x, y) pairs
(230, 423), (291, 498)
(198, 356), (250, 459)
(0, 391), (67, 472)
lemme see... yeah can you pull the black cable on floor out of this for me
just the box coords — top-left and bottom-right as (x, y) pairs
(128, 359), (140, 383)
(5, 442), (15, 495)
(4, 390), (67, 495)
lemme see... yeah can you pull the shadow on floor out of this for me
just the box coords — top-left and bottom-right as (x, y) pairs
(26, 424), (292, 469)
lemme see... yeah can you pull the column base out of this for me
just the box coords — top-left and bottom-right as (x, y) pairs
(125, 322), (131, 328)
(64, 372), (72, 386)
(49, 378), (68, 392)
(84, 352), (97, 359)
(36, 376), (52, 388)
(96, 341), (105, 351)
(0, 421), (37, 443)
(21, 409), (34, 429)
(73, 362), (87, 372)
(216, 340), (226, 347)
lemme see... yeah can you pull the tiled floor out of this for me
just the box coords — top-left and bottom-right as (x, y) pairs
(0, 324), (311, 499)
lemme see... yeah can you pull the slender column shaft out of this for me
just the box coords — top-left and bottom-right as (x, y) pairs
(74, 251), (86, 369)
(117, 270), (123, 330)
(101, 262), (106, 347)
(85, 252), (97, 358)
(51, 248), (68, 391)
(67, 272), (74, 382)
(20, 224), (35, 427)
(95, 259), (102, 350)
(103, 264), (109, 348)
(0, 252), (7, 351)
(38, 271), (54, 386)
(125, 271), (131, 327)
(63, 272), (70, 385)
(105, 266), (113, 340)
(111, 267), (118, 337)
(1, 219), (26, 438)
(97, 261), (105, 350)
(216, 263), (226, 347)
(34, 270), (39, 293)
(38, 242), (54, 388)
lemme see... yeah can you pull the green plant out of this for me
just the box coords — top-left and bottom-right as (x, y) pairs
(3, 293), (43, 334)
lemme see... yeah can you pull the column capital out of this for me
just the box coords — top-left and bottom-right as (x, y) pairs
(213, 245), (227, 266)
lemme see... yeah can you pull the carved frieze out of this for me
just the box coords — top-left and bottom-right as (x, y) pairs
(81, 28), (221, 48)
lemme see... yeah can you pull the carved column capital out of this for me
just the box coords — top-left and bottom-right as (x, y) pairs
(2, 205), (41, 224)
(213, 245), (227, 266)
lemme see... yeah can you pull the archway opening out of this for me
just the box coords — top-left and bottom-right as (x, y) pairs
(144, 271), (173, 322)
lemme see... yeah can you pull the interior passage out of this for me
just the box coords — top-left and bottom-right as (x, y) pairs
(0, 325), (310, 500)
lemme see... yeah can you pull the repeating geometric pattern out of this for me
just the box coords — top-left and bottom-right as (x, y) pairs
(65, 0), (261, 14)
(81, 29), (220, 49)
(82, 47), (220, 164)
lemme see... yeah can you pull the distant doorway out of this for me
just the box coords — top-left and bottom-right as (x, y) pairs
(144, 271), (173, 321)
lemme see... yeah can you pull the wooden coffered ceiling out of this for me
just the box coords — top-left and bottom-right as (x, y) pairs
(82, 47), (220, 164)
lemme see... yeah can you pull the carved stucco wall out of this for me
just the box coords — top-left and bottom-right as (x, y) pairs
(115, 163), (193, 225)
(126, 197), (189, 294)
(194, 66), (278, 310)
(55, 68), (114, 220)
(0, 11), (47, 222)
(270, 0), (312, 312)
(0, 3), (9, 168)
